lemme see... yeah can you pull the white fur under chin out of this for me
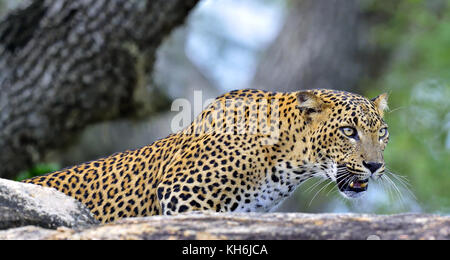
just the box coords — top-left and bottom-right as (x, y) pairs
(340, 190), (368, 199)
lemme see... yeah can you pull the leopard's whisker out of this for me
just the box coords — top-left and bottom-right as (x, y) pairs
(308, 179), (335, 207)
(384, 170), (417, 201)
(382, 174), (407, 206)
(305, 177), (330, 194)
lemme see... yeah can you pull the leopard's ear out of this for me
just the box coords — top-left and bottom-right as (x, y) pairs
(296, 91), (328, 113)
(371, 93), (389, 117)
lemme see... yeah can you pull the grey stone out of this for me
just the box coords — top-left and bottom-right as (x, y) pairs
(0, 178), (98, 230)
(0, 212), (448, 240)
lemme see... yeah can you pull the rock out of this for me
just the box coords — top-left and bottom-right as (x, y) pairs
(0, 212), (448, 240)
(0, 178), (98, 230)
(0, 178), (447, 240)
(0, 225), (63, 240)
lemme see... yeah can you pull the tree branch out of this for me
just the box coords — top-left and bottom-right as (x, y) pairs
(0, 0), (199, 178)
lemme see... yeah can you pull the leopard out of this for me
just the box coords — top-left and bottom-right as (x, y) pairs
(24, 89), (390, 223)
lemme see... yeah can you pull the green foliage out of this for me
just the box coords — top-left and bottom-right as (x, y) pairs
(365, 0), (450, 213)
(15, 163), (60, 182)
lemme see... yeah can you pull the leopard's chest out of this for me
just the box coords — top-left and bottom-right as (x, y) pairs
(228, 163), (336, 213)
(229, 166), (309, 212)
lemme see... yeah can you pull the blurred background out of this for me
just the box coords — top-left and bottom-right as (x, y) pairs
(2, 0), (449, 214)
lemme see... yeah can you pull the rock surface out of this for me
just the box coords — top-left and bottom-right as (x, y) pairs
(0, 212), (448, 240)
(0, 178), (98, 230)
(1, 178), (448, 240)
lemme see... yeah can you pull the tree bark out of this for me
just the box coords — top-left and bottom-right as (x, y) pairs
(0, 212), (448, 240)
(251, 0), (386, 92)
(0, 0), (199, 179)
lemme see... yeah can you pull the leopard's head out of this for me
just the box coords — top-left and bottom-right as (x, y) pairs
(297, 89), (389, 198)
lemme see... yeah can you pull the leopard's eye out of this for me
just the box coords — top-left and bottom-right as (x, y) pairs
(379, 128), (388, 139)
(340, 127), (358, 139)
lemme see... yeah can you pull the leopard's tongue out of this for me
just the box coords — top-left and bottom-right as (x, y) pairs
(349, 180), (368, 189)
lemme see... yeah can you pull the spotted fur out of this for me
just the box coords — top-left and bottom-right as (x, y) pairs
(24, 89), (389, 223)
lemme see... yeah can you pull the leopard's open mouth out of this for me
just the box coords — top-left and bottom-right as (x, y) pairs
(338, 178), (369, 198)
(336, 167), (369, 198)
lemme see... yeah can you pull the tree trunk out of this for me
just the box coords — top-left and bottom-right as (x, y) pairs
(251, 0), (386, 92)
(0, 0), (199, 179)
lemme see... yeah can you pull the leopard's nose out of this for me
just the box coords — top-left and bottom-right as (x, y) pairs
(363, 161), (383, 173)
